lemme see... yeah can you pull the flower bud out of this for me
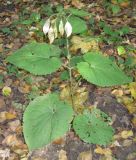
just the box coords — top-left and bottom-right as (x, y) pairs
(65, 21), (72, 37)
(43, 18), (50, 35)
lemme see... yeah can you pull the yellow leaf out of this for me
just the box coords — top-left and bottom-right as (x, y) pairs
(77, 151), (92, 160)
(60, 85), (88, 112)
(2, 86), (12, 96)
(5, 112), (16, 120)
(58, 150), (68, 160)
(94, 146), (112, 156)
(70, 36), (99, 54)
(129, 82), (136, 99)
(121, 130), (133, 139)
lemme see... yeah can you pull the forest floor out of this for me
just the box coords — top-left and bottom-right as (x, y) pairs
(0, 0), (136, 160)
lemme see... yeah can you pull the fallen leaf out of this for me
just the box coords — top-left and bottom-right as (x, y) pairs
(95, 146), (112, 157)
(129, 82), (136, 99)
(8, 120), (21, 132)
(70, 36), (99, 54)
(122, 139), (133, 147)
(121, 130), (133, 139)
(58, 150), (68, 160)
(77, 151), (92, 160)
(2, 134), (23, 147)
(111, 89), (123, 97)
(0, 97), (5, 108)
(0, 148), (10, 160)
(52, 137), (65, 145)
(5, 112), (17, 120)
(18, 83), (31, 94)
(0, 111), (7, 122)
(60, 85), (88, 112)
(132, 117), (136, 127)
(71, 0), (85, 9)
(2, 86), (12, 96)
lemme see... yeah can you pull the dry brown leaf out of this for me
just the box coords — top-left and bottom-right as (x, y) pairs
(58, 149), (68, 160)
(0, 111), (7, 122)
(0, 44), (3, 52)
(8, 120), (21, 132)
(77, 151), (92, 160)
(71, 0), (85, 9)
(60, 85), (88, 112)
(18, 83), (31, 94)
(2, 134), (23, 147)
(122, 139), (133, 147)
(0, 97), (5, 109)
(111, 89), (123, 97)
(52, 137), (65, 145)
(132, 117), (136, 127)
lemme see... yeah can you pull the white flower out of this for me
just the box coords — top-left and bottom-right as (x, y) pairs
(59, 19), (64, 36)
(48, 27), (55, 44)
(43, 18), (50, 35)
(65, 21), (72, 37)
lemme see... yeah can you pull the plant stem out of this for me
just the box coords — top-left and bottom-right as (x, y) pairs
(66, 38), (75, 109)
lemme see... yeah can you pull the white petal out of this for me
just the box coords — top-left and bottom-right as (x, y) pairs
(65, 21), (72, 37)
(43, 19), (50, 35)
(48, 27), (55, 44)
(59, 20), (64, 36)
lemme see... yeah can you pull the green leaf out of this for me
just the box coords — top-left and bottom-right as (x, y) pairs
(68, 16), (87, 34)
(117, 46), (126, 55)
(6, 42), (62, 75)
(73, 109), (114, 145)
(77, 52), (132, 86)
(60, 70), (69, 81)
(23, 93), (74, 150)
(67, 8), (90, 17)
(70, 56), (84, 67)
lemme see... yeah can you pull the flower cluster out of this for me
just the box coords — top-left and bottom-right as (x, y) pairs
(43, 18), (72, 43)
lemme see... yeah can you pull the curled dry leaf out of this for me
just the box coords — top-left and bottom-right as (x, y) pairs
(65, 21), (72, 37)
(43, 19), (50, 35)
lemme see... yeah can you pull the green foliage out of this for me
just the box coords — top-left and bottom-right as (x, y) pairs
(23, 93), (73, 150)
(67, 8), (90, 17)
(73, 109), (114, 145)
(60, 70), (69, 81)
(77, 52), (132, 86)
(99, 21), (130, 44)
(6, 6), (134, 151)
(6, 42), (62, 75)
(68, 16), (87, 34)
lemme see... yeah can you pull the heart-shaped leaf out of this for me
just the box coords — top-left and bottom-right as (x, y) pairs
(73, 109), (114, 145)
(6, 42), (62, 75)
(77, 52), (132, 86)
(23, 93), (73, 150)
